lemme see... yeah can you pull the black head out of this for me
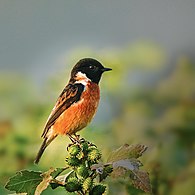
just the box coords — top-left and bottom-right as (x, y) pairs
(71, 58), (112, 84)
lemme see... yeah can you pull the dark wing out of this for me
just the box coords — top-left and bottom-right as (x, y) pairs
(41, 83), (85, 138)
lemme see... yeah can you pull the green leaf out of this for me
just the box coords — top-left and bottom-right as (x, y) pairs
(50, 182), (62, 190)
(107, 144), (147, 162)
(50, 168), (73, 189)
(51, 167), (68, 178)
(35, 168), (55, 195)
(50, 170), (74, 190)
(5, 170), (42, 195)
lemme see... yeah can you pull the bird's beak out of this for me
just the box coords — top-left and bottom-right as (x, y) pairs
(101, 67), (112, 72)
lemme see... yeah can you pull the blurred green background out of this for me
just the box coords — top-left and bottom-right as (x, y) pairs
(0, 1), (195, 195)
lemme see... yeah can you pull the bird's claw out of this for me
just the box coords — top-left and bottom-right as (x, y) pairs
(67, 134), (82, 144)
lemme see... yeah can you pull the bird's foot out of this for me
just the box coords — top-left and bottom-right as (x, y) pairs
(67, 134), (77, 150)
(67, 134), (97, 150)
(79, 137), (97, 148)
(88, 142), (97, 148)
(67, 134), (83, 144)
(67, 134), (76, 143)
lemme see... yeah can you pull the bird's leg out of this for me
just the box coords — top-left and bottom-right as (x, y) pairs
(73, 133), (85, 144)
(67, 134), (77, 150)
(74, 133), (80, 141)
(67, 134), (77, 143)
(73, 134), (86, 143)
(74, 133), (85, 142)
(88, 142), (97, 148)
(67, 134), (81, 145)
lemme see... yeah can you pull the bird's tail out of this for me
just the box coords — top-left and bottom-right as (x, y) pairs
(34, 136), (56, 164)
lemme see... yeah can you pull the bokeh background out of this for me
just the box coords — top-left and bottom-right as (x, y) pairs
(0, 1), (195, 194)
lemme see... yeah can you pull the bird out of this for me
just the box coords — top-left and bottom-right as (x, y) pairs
(34, 58), (112, 164)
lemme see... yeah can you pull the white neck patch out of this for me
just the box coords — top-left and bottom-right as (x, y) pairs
(75, 71), (91, 86)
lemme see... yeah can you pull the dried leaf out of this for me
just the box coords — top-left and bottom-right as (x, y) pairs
(111, 167), (128, 178)
(111, 159), (141, 179)
(113, 159), (141, 171)
(107, 144), (147, 163)
(107, 144), (151, 193)
(131, 170), (152, 193)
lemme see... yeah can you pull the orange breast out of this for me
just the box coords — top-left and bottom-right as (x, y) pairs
(53, 82), (100, 135)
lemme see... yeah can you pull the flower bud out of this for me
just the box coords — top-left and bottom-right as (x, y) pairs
(66, 156), (81, 167)
(89, 184), (106, 195)
(80, 141), (89, 154)
(76, 164), (89, 178)
(82, 177), (93, 192)
(88, 148), (101, 162)
(65, 177), (81, 192)
(68, 145), (81, 156)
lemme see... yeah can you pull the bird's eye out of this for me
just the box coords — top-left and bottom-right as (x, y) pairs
(89, 65), (96, 70)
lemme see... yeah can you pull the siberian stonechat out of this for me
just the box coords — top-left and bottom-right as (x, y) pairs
(34, 58), (111, 164)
